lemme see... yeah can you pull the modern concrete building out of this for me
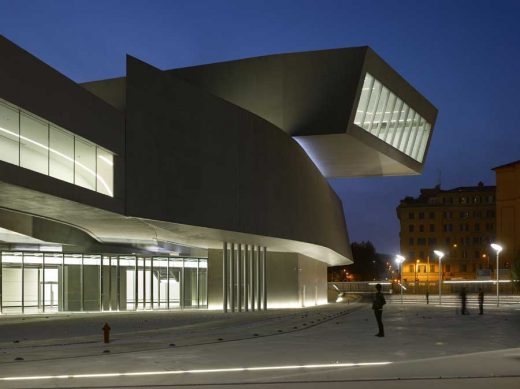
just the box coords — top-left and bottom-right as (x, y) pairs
(0, 35), (437, 314)
(396, 183), (496, 284)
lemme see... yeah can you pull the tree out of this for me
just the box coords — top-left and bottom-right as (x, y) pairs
(348, 241), (386, 281)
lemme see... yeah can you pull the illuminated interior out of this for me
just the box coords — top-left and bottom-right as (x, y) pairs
(354, 73), (431, 163)
(0, 98), (114, 196)
(0, 251), (207, 314)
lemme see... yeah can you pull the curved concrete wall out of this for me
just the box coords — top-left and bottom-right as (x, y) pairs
(125, 56), (351, 260)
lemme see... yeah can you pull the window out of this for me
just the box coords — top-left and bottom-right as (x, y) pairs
(409, 225), (415, 232)
(430, 264), (435, 272)
(49, 126), (74, 183)
(0, 97), (114, 197)
(429, 224), (435, 232)
(409, 238), (414, 245)
(443, 224), (453, 232)
(0, 100), (20, 165)
(460, 211), (469, 219)
(20, 113), (49, 175)
(409, 212), (415, 219)
(486, 210), (495, 218)
(446, 237), (451, 245)
(409, 265), (414, 273)
(443, 211), (452, 219)
(428, 238), (437, 245)
(353, 73), (432, 162)
(417, 238), (426, 245)
(419, 212), (425, 219)
(429, 212), (435, 219)
(460, 197), (467, 204)
(475, 223), (480, 232)
(419, 225), (424, 232)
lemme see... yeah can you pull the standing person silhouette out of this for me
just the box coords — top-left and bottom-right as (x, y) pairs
(460, 287), (467, 315)
(478, 288), (484, 315)
(372, 283), (386, 337)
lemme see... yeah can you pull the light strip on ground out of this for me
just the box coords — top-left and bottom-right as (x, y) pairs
(0, 362), (392, 381)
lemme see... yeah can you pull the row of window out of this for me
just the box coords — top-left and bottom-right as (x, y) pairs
(408, 223), (494, 233)
(353, 73), (431, 162)
(0, 98), (114, 197)
(407, 210), (495, 220)
(406, 263), (477, 273)
(407, 236), (495, 247)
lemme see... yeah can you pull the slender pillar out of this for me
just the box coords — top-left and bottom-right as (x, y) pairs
(80, 255), (84, 311)
(237, 244), (242, 312)
(230, 243), (235, 312)
(116, 256), (121, 311)
(108, 257), (112, 311)
(21, 253), (25, 314)
(244, 245), (249, 312)
(99, 256), (103, 311)
(251, 245), (256, 311)
(167, 257), (170, 309)
(262, 247), (267, 310)
(142, 258), (146, 309)
(134, 256), (138, 310)
(256, 246), (261, 311)
(196, 258), (200, 308)
(150, 257), (154, 310)
(42, 254), (46, 313)
(223, 242), (228, 312)
(181, 257), (185, 309)
(0, 252), (3, 314)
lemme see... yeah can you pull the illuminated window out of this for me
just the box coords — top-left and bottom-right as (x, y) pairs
(0, 98), (114, 197)
(354, 73), (431, 162)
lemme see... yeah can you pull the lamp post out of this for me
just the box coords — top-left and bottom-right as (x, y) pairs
(434, 250), (445, 305)
(491, 243), (503, 307)
(395, 255), (405, 304)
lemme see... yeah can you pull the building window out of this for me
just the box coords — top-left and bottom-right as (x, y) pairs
(419, 212), (425, 219)
(409, 238), (414, 245)
(409, 212), (415, 219)
(429, 212), (435, 219)
(428, 237), (437, 245)
(486, 210), (495, 218)
(443, 224), (453, 232)
(417, 238), (426, 246)
(353, 73), (432, 162)
(475, 223), (480, 232)
(409, 265), (414, 273)
(460, 211), (469, 219)
(430, 264), (435, 272)
(0, 98), (115, 197)
(429, 224), (435, 232)
(446, 237), (451, 245)
(443, 211), (453, 219)
(419, 225), (424, 232)
(409, 225), (415, 232)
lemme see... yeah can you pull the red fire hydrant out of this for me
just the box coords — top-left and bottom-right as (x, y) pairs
(102, 322), (111, 344)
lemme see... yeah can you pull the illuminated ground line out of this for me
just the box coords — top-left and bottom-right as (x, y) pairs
(0, 362), (392, 381)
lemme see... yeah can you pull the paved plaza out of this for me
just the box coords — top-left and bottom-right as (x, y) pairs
(0, 300), (519, 388)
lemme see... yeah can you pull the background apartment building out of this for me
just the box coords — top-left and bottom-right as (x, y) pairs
(397, 182), (496, 284)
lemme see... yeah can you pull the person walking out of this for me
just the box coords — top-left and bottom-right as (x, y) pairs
(478, 288), (484, 315)
(460, 287), (467, 315)
(372, 283), (386, 337)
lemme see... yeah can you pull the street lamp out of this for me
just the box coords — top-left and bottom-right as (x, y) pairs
(434, 250), (445, 305)
(491, 243), (503, 307)
(395, 255), (405, 304)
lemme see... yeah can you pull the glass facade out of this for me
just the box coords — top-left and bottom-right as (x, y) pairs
(0, 98), (114, 197)
(354, 73), (431, 163)
(0, 251), (208, 314)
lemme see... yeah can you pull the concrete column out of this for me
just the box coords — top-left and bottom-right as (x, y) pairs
(230, 243), (235, 312)
(21, 253), (25, 314)
(244, 244), (249, 312)
(150, 257), (154, 310)
(237, 244), (242, 312)
(256, 246), (261, 311)
(134, 256), (138, 311)
(167, 257), (170, 309)
(42, 254), (45, 313)
(99, 256), (103, 311)
(251, 245), (256, 311)
(0, 252), (2, 314)
(223, 242), (228, 312)
(80, 255), (84, 312)
(263, 247), (267, 310)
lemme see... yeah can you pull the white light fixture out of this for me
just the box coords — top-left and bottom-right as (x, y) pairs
(433, 250), (445, 259)
(490, 243), (503, 253)
(395, 255), (405, 304)
(491, 243), (503, 307)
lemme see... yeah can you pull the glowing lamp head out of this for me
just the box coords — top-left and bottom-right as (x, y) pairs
(433, 250), (445, 259)
(395, 255), (405, 265)
(490, 243), (503, 253)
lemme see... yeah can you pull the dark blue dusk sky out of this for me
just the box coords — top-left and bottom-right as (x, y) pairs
(1, 0), (519, 255)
